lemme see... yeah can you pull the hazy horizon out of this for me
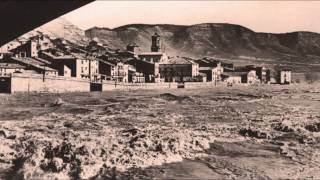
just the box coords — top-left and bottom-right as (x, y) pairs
(62, 1), (320, 34)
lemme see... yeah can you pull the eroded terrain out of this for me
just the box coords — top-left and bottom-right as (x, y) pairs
(0, 84), (320, 179)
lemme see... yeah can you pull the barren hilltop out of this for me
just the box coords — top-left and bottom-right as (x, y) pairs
(16, 17), (89, 46)
(9, 17), (320, 72)
(85, 23), (320, 72)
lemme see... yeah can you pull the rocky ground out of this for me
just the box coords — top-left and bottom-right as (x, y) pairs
(0, 83), (320, 179)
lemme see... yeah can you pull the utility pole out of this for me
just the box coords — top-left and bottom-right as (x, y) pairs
(87, 54), (92, 82)
(43, 64), (46, 82)
(215, 73), (217, 86)
(27, 76), (30, 100)
(135, 58), (137, 71)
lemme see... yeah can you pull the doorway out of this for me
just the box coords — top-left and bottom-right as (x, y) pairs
(0, 77), (11, 93)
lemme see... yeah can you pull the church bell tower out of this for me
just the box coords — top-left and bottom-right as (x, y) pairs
(151, 32), (161, 52)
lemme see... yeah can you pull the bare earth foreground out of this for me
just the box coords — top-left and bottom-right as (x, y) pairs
(0, 84), (320, 179)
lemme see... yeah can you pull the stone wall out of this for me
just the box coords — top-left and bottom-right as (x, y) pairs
(11, 74), (90, 93)
(292, 72), (320, 84)
(8, 74), (259, 93)
(102, 81), (219, 91)
(184, 82), (216, 89)
(102, 81), (178, 91)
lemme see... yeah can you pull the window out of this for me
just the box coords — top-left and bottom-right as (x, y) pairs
(20, 52), (26, 58)
(81, 60), (83, 64)
(81, 67), (84, 73)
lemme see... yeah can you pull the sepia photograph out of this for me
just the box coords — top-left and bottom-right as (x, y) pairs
(0, 0), (320, 179)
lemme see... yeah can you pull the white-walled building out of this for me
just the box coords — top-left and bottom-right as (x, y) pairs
(279, 69), (291, 84)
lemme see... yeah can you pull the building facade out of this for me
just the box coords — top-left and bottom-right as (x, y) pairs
(138, 52), (168, 63)
(11, 40), (38, 58)
(196, 59), (224, 82)
(74, 54), (99, 81)
(158, 57), (200, 82)
(0, 63), (25, 76)
(255, 66), (268, 83)
(242, 70), (258, 84)
(113, 62), (129, 82)
(10, 57), (58, 77)
(279, 69), (291, 84)
(39, 51), (77, 78)
(126, 43), (140, 57)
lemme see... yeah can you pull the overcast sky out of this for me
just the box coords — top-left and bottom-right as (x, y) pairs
(63, 1), (320, 33)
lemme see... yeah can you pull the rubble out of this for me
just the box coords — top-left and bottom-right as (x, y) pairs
(272, 121), (295, 132)
(305, 122), (320, 132)
(0, 129), (16, 139)
(52, 97), (65, 107)
(0, 84), (320, 179)
(239, 127), (270, 139)
(159, 93), (195, 103)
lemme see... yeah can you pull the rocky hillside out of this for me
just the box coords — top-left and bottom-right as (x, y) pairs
(85, 23), (320, 71)
(1, 17), (90, 52)
(37, 17), (89, 44)
(21, 17), (89, 45)
(3, 17), (320, 72)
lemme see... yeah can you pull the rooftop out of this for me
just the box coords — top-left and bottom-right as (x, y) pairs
(69, 53), (113, 66)
(0, 63), (25, 69)
(33, 57), (51, 65)
(11, 57), (57, 72)
(103, 58), (118, 66)
(161, 56), (194, 65)
(42, 51), (74, 60)
(222, 71), (248, 77)
(70, 53), (87, 59)
(139, 52), (165, 56)
(98, 59), (116, 66)
(195, 59), (220, 67)
(127, 43), (139, 47)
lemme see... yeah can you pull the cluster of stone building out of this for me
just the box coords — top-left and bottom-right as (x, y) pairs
(0, 31), (292, 92)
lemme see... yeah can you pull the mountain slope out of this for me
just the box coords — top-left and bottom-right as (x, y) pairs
(0, 17), (89, 52)
(36, 17), (89, 44)
(85, 23), (320, 71)
(20, 17), (89, 45)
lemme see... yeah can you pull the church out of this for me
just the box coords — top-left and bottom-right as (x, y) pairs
(136, 32), (168, 63)
(126, 32), (204, 83)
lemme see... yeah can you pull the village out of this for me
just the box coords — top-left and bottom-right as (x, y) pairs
(0, 31), (292, 93)
(3, 1), (320, 179)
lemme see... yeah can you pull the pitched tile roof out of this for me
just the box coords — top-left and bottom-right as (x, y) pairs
(161, 57), (194, 65)
(0, 63), (25, 69)
(11, 57), (57, 72)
